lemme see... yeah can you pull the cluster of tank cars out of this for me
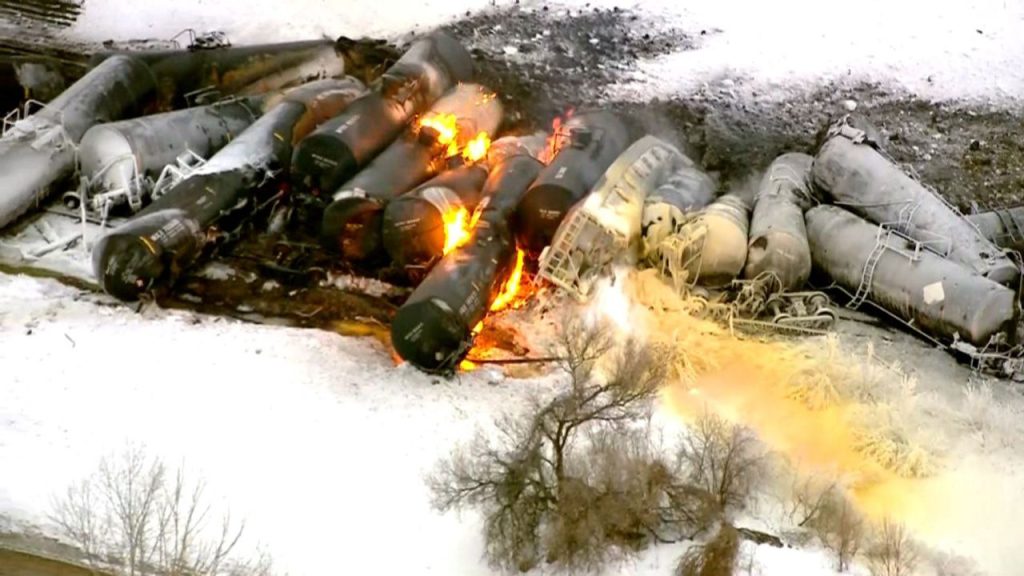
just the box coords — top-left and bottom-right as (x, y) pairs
(0, 29), (1020, 375)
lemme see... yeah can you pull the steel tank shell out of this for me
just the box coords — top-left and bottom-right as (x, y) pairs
(0, 54), (156, 229)
(813, 120), (1018, 286)
(290, 31), (473, 195)
(514, 110), (632, 257)
(79, 97), (263, 210)
(319, 83), (502, 263)
(93, 78), (367, 301)
(640, 158), (716, 258)
(967, 207), (1024, 253)
(380, 164), (489, 275)
(653, 192), (750, 289)
(390, 134), (546, 373)
(806, 205), (1016, 346)
(538, 136), (689, 298)
(743, 152), (817, 290)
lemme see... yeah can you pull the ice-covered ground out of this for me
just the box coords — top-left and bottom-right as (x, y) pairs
(2, 0), (1023, 575)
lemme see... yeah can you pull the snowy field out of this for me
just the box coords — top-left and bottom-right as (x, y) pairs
(66, 0), (1024, 107)
(2, 0), (1024, 575)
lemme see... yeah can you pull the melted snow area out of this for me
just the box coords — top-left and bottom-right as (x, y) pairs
(2, 0), (1023, 575)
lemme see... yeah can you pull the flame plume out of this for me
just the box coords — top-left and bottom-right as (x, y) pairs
(462, 132), (491, 163)
(417, 112), (460, 157)
(490, 249), (526, 312)
(442, 207), (478, 255)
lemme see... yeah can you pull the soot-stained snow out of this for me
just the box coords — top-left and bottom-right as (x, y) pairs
(441, 4), (699, 130)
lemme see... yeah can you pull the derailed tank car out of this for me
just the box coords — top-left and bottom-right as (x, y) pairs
(380, 162), (490, 278)
(75, 96), (265, 216)
(391, 134), (547, 373)
(0, 55), (157, 230)
(743, 153), (818, 290)
(806, 205), (1017, 346)
(290, 31), (473, 196)
(514, 110), (631, 257)
(93, 78), (367, 301)
(813, 115), (1019, 286)
(319, 83), (502, 264)
(538, 135), (690, 299)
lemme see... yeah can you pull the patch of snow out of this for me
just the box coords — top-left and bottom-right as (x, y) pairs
(0, 273), (563, 575)
(70, 0), (500, 44)
(328, 272), (406, 299)
(600, 0), (1024, 107)
(196, 261), (237, 281)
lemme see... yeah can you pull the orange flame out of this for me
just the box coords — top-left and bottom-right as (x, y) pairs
(540, 108), (575, 164)
(462, 131), (492, 163)
(418, 112), (460, 157)
(442, 207), (472, 255)
(490, 249), (526, 312)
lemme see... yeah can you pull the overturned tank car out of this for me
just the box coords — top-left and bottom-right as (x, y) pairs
(813, 115), (1019, 286)
(807, 205), (1017, 346)
(390, 133), (547, 373)
(380, 159), (490, 279)
(514, 110), (632, 257)
(0, 55), (157, 230)
(651, 190), (751, 290)
(290, 31), (473, 196)
(743, 152), (818, 290)
(93, 78), (367, 301)
(74, 96), (265, 218)
(537, 135), (690, 300)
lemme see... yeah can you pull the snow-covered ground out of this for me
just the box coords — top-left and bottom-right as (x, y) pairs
(2, 0), (1023, 575)
(0, 273), (879, 576)
(67, 0), (1024, 106)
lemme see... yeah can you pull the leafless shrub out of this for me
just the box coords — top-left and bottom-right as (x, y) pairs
(924, 549), (985, 576)
(866, 519), (919, 576)
(783, 473), (836, 529)
(429, 315), (715, 572)
(809, 488), (864, 572)
(675, 524), (740, 576)
(677, 410), (764, 515)
(50, 444), (273, 576)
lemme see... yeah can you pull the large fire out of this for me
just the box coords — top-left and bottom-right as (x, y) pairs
(442, 206), (483, 256)
(417, 112), (460, 157)
(489, 248), (526, 312)
(462, 131), (491, 163)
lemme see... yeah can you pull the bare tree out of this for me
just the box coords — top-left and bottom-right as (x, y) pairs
(50, 478), (105, 571)
(429, 315), (687, 572)
(784, 474), (836, 529)
(810, 489), (864, 572)
(154, 467), (246, 576)
(675, 524), (740, 576)
(677, 411), (763, 515)
(50, 445), (269, 576)
(867, 519), (919, 576)
(94, 444), (165, 575)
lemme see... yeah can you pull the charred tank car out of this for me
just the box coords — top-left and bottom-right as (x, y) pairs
(380, 162), (490, 279)
(391, 134), (547, 373)
(514, 110), (631, 257)
(290, 31), (473, 197)
(319, 83), (502, 264)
